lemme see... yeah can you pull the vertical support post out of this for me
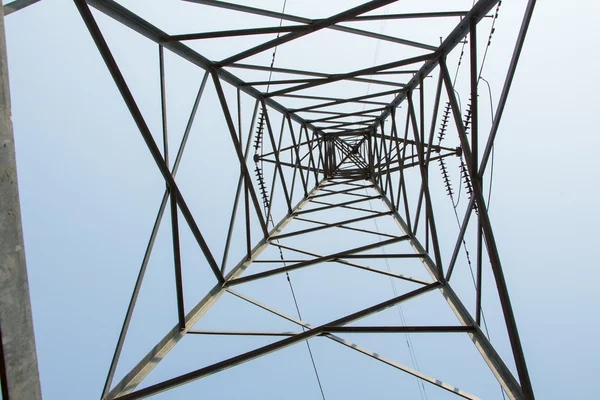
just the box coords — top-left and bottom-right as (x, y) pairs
(170, 191), (186, 330)
(367, 130), (373, 177)
(0, 7), (43, 400)
(469, 17), (483, 327)
(159, 43), (185, 330)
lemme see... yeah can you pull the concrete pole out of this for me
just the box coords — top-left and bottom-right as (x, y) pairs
(0, 6), (43, 400)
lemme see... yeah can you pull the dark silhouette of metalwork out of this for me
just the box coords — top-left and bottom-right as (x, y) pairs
(0, 0), (537, 399)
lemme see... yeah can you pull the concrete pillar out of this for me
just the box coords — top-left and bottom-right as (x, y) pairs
(0, 6), (43, 399)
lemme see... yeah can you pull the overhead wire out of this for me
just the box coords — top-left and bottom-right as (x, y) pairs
(360, 8), (428, 399)
(360, 5), (390, 122)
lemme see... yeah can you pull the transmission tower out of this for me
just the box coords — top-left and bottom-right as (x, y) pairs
(0, 0), (537, 399)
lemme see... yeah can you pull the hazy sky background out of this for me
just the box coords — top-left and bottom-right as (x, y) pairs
(3, 0), (599, 399)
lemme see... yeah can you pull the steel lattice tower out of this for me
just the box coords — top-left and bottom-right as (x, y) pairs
(0, 0), (537, 399)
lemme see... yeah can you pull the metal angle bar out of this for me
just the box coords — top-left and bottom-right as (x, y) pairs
(104, 179), (326, 399)
(291, 89), (400, 113)
(372, 181), (524, 399)
(86, 0), (317, 131)
(229, 63), (338, 79)
(308, 107), (386, 123)
(226, 289), (476, 399)
(469, 16), (483, 328)
(246, 77), (405, 89)
(293, 215), (398, 238)
(407, 92), (444, 279)
(318, 120), (375, 129)
(183, 0), (436, 51)
(308, 199), (381, 214)
(169, 191), (186, 330)
(424, 72), (444, 167)
(332, 143), (368, 172)
(113, 283), (440, 399)
(372, 0), (502, 130)
(159, 45), (169, 165)
(304, 125), (321, 182)
(309, 185), (373, 198)
(349, 11), (470, 21)
(270, 211), (392, 240)
(244, 163), (252, 257)
(188, 330), (303, 337)
(159, 44), (186, 331)
(101, 71), (209, 398)
(372, 69), (419, 75)
(211, 72), (270, 237)
(325, 326), (475, 333)
(221, 99), (260, 274)
(380, 120), (395, 202)
(231, 63), (405, 88)
(286, 115), (309, 197)
(227, 235), (409, 286)
(321, 178), (367, 188)
(386, 151), (457, 174)
(372, 133), (451, 158)
(284, 92), (390, 106)
(243, 77), (322, 86)
(325, 130), (371, 137)
(261, 157), (323, 174)
(164, 25), (306, 41)
(264, 116), (284, 226)
(216, 0), (398, 66)
(476, 218), (483, 326)
(297, 195), (381, 215)
(261, 103), (293, 213)
(267, 53), (434, 98)
(271, 241), (430, 285)
(261, 137), (315, 158)
(334, 137), (369, 168)
(340, 254), (424, 259)
(445, 197), (475, 281)
(3, 0), (41, 15)
(391, 109), (411, 227)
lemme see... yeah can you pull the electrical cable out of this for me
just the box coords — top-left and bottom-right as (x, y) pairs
(286, 272), (327, 400)
(479, 76), (495, 211)
(366, 191), (428, 400)
(360, 5), (391, 121)
(250, 1), (327, 398)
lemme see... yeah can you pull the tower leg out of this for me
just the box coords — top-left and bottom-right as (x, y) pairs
(0, 7), (42, 400)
